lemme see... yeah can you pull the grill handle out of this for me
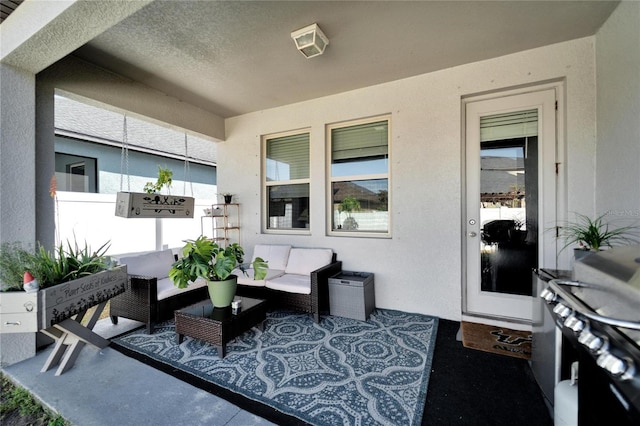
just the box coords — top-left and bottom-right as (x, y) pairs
(548, 279), (640, 331)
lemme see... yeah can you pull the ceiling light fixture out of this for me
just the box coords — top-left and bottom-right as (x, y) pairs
(291, 23), (329, 59)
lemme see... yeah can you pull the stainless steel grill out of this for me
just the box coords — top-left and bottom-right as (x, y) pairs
(540, 245), (640, 424)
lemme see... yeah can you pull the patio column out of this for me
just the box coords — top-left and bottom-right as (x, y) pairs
(0, 0), (155, 367)
(0, 63), (38, 366)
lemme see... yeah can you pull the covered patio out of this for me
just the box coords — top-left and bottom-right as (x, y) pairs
(1, 1), (639, 424)
(3, 316), (549, 425)
(3, 1), (636, 326)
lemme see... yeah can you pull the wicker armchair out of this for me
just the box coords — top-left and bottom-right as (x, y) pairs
(110, 275), (208, 334)
(237, 253), (341, 323)
(109, 249), (208, 334)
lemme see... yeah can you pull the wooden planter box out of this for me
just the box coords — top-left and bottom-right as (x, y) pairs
(115, 191), (195, 218)
(0, 266), (128, 333)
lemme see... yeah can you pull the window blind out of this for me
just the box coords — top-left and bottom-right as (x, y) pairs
(480, 109), (538, 142)
(332, 121), (388, 162)
(266, 133), (309, 180)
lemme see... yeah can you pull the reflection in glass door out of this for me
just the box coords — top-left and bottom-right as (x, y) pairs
(480, 129), (537, 296)
(465, 88), (556, 321)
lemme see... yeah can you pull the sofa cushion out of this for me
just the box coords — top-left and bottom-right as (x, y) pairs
(120, 249), (175, 279)
(251, 244), (291, 271)
(266, 273), (311, 295)
(234, 268), (285, 287)
(156, 277), (208, 301)
(284, 248), (333, 276)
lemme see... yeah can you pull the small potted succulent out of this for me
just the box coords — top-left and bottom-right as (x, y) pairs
(169, 236), (267, 308)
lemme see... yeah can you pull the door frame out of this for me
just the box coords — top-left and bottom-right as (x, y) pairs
(461, 82), (566, 326)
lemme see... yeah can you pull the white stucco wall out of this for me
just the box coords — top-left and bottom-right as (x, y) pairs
(220, 37), (598, 321)
(595, 1), (640, 219)
(0, 64), (36, 243)
(0, 64), (38, 367)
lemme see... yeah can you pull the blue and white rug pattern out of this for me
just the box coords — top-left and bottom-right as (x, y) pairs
(113, 309), (438, 426)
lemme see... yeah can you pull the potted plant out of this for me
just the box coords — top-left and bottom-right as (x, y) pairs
(169, 236), (267, 308)
(338, 196), (361, 230)
(0, 239), (127, 331)
(508, 216), (527, 244)
(143, 165), (173, 194)
(222, 193), (233, 204)
(557, 212), (639, 259)
(116, 165), (195, 218)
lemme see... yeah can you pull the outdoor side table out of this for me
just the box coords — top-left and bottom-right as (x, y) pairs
(174, 296), (267, 359)
(328, 271), (375, 321)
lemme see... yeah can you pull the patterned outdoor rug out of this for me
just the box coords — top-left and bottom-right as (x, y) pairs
(111, 309), (438, 426)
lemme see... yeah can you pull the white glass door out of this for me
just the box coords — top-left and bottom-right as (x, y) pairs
(464, 89), (556, 321)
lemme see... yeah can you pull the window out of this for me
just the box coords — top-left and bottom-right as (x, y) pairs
(264, 131), (310, 231)
(328, 117), (390, 235)
(54, 153), (97, 193)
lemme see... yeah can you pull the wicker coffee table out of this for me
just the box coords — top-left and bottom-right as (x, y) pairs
(174, 296), (267, 359)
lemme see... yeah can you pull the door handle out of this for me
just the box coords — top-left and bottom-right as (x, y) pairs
(468, 232), (477, 237)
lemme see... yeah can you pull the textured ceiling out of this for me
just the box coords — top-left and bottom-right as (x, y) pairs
(69, 1), (619, 119)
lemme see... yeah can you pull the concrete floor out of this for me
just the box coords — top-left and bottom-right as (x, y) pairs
(1, 319), (276, 426)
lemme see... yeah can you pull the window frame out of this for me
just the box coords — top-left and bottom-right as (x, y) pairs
(326, 115), (392, 238)
(262, 128), (312, 235)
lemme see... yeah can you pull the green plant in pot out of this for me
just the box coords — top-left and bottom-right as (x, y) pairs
(169, 236), (267, 308)
(0, 240), (110, 292)
(339, 196), (361, 230)
(143, 166), (173, 194)
(557, 212), (639, 259)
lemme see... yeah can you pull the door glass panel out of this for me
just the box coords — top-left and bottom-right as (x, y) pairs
(480, 134), (538, 296)
(465, 89), (556, 321)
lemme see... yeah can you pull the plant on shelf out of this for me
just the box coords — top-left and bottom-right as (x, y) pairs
(169, 236), (267, 307)
(338, 196), (361, 230)
(144, 166), (173, 194)
(0, 240), (111, 292)
(221, 193), (233, 204)
(557, 212), (639, 253)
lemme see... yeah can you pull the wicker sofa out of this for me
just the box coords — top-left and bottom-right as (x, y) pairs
(110, 245), (341, 333)
(109, 249), (208, 334)
(233, 244), (342, 323)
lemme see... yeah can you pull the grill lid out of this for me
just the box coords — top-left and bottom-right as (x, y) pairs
(575, 245), (640, 290)
(569, 245), (640, 344)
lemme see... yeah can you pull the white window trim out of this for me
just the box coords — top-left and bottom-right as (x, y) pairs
(326, 115), (392, 238)
(262, 128), (311, 235)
